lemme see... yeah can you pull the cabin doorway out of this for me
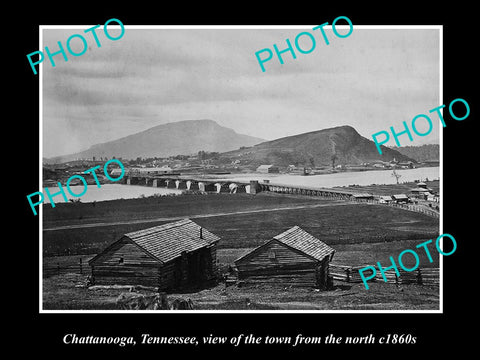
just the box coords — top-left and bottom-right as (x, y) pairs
(187, 251), (202, 284)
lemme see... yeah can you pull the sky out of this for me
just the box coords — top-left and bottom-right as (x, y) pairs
(42, 25), (441, 158)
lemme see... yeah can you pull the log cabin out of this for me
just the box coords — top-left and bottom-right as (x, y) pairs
(88, 219), (219, 291)
(234, 226), (335, 289)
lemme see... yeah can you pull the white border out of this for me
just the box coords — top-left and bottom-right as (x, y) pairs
(39, 24), (443, 314)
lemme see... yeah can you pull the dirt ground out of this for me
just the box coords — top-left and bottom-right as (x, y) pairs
(42, 273), (439, 311)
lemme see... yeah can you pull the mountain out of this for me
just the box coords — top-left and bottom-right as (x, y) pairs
(46, 120), (265, 163)
(222, 125), (415, 167)
(388, 144), (439, 163)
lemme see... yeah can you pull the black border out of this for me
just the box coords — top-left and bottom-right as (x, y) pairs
(16, 3), (476, 355)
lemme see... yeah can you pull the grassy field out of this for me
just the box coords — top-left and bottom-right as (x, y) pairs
(43, 193), (439, 256)
(43, 192), (324, 227)
(42, 192), (440, 310)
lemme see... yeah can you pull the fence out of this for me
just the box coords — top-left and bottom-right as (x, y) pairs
(43, 258), (91, 278)
(387, 203), (440, 218)
(349, 198), (440, 218)
(329, 264), (439, 286)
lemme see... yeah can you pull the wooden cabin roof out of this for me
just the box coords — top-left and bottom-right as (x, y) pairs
(235, 226), (335, 264)
(90, 219), (220, 265)
(273, 226), (335, 262)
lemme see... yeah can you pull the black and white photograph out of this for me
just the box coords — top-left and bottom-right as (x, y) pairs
(15, 4), (476, 356)
(40, 24), (441, 312)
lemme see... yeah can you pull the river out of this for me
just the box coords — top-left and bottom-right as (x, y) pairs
(43, 184), (182, 204)
(44, 166), (439, 204)
(208, 166), (440, 189)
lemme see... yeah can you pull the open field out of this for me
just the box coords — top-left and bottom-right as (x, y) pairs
(43, 192), (324, 227)
(43, 193), (439, 256)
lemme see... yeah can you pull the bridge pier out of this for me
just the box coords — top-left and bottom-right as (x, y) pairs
(126, 176), (141, 185)
(215, 183), (231, 193)
(235, 184), (246, 193)
(249, 180), (262, 194)
(166, 180), (177, 189)
(189, 181), (200, 191)
(175, 180), (188, 190)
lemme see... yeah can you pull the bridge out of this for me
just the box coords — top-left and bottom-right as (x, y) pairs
(121, 173), (358, 199)
(120, 172), (439, 218)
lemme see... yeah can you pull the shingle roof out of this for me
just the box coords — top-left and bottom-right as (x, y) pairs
(352, 193), (374, 198)
(124, 219), (220, 263)
(273, 226), (335, 261)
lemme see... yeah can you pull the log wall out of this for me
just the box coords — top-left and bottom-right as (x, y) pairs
(235, 241), (326, 288)
(91, 238), (161, 286)
(90, 239), (218, 289)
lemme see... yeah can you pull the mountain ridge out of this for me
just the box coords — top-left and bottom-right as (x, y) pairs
(45, 121), (415, 166)
(222, 125), (415, 167)
(46, 119), (265, 163)
(389, 144), (439, 162)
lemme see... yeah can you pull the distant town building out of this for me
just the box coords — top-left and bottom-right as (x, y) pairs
(417, 182), (427, 188)
(423, 159), (439, 166)
(128, 166), (173, 175)
(392, 194), (409, 203)
(410, 187), (430, 196)
(110, 168), (124, 177)
(256, 165), (279, 173)
(410, 182), (434, 198)
(379, 195), (394, 204)
(397, 161), (414, 169)
(351, 193), (374, 200)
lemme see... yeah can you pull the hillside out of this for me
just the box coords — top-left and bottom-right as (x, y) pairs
(389, 144), (439, 162)
(222, 125), (414, 168)
(46, 120), (264, 163)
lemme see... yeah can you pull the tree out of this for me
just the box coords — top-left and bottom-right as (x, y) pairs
(392, 169), (402, 184)
(331, 154), (337, 169)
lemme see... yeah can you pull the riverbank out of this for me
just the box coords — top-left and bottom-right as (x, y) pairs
(187, 166), (440, 189)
